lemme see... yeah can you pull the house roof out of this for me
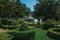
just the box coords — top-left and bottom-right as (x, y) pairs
(27, 14), (34, 19)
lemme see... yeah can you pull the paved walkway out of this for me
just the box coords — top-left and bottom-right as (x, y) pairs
(58, 25), (60, 26)
(0, 29), (8, 33)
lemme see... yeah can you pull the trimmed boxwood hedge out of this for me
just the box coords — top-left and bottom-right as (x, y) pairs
(0, 20), (35, 40)
(48, 28), (60, 39)
(2, 24), (21, 30)
(0, 28), (35, 40)
(43, 19), (56, 29)
(7, 22), (36, 40)
(9, 30), (35, 40)
(0, 18), (23, 25)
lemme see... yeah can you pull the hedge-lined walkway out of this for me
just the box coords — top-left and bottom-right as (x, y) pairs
(34, 28), (54, 40)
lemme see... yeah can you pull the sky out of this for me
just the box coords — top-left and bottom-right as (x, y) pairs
(21, 0), (37, 11)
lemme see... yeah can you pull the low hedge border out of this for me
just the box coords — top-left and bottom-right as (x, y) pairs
(2, 24), (21, 30)
(9, 29), (36, 40)
(42, 19), (56, 29)
(48, 28), (60, 39)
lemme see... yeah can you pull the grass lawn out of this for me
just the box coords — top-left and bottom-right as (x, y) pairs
(34, 28), (54, 40)
(0, 29), (16, 40)
(0, 32), (11, 40)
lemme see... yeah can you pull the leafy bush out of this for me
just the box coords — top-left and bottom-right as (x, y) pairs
(1, 18), (19, 25)
(34, 22), (43, 28)
(9, 30), (35, 40)
(17, 19), (24, 24)
(27, 22), (35, 26)
(19, 22), (30, 31)
(8, 22), (35, 40)
(1, 18), (21, 29)
(48, 28), (60, 39)
(1, 19), (12, 25)
(43, 19), (56, 29)
(37, 22), (43, 28)
(2, 24), (21, 30)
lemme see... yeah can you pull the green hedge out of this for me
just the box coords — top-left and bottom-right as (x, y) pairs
(0, 18), (23, 25)
(19, 22), (30, 31)
(0, 20), (36, 40)
(34, 22), (43, 28)
(43, 19), (56, 29)
(17, 19), (24, 24)
(2, 24), (21, 30)
(9, 30), (35, 40)
(8, 22), (36, 40)
(48, 28), (60, 39)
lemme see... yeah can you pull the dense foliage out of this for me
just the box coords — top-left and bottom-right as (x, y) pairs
(0, 18), (22, 29)
(19, 22), (30, 31)
(34, 0), (58, 21)
(9, 30), (35, 40)
(8, 22), (35, 40)
(43, 19), (56, 29)
(0, 0), (31, 18)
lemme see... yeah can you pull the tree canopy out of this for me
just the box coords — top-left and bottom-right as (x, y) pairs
(34, 0), (58, 21)
(0, 0), (31, 18)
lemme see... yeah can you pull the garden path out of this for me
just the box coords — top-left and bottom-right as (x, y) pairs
(0, 29), (8, 33)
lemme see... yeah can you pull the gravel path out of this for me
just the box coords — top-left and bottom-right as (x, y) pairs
(0, 29), (8, 33)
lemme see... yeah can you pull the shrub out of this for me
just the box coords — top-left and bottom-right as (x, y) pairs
(43, 19), (56, 29)
(17, 19), (24, 24)
(2, 24), (21, 30)
(27, 22), (35, 26)
(9, 30), (35, 40)
(1, 18), (19, 25)
(1, 19), (12, 25)
(11, 19), (18, 25)
(8, 22), (35, 40)
(34, 22), (43, 28)
(19, 22), (30, 31)
(37, 22), (43, 28)
(48, 28), (60, 39)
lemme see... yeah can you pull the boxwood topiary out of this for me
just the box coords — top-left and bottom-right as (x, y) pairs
(9, 22), (36, 40)
(19, 22), (30, 31)
(1, 19), (12, 25)
(9, 30), (35, 40)
(2, 24), (21, 30)
(1, 18), (19, 25)
(43, 19), (56, 29)
(48, 28), (60, 39)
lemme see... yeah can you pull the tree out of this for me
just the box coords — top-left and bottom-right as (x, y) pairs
(34, 0), (58, 21)
(25, 8), (32, 17)
(0, 0), (31, 18)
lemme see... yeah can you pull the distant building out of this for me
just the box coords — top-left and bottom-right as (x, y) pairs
(24, 13), (43, 24)
(24, 14), (34, 22)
